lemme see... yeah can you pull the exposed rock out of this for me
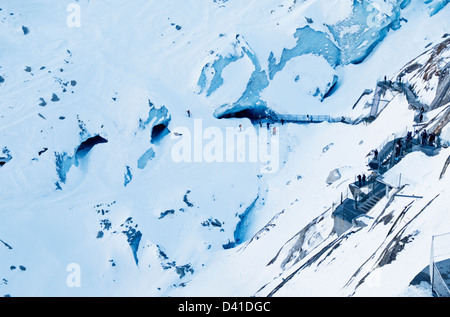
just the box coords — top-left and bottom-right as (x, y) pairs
(0, 147), (12, 167)
(138, 148), (155, 169)
(183, 190), (194, 207)
(378, 232), (418, 267)
(159, 209), (175, 219)
(397, 38), (450, 110)
(326, 168), (341, 185)
(38, 98), (47, 107)
(124, 166), (132, 187)
(51, 93), (59, 102)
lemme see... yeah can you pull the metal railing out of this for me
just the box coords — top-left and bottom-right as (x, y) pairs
(430, 233), (450, 297)
(271, 113), (352, 124)
(331, 188), (350, 213)
(378, 80), (428, 111)
(368, 128), (441, 174)
(272, 114), (331, 123)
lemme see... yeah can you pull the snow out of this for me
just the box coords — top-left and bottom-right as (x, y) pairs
(441, 118), (450, 144)
(262, 54), (338, 113)
(1, 0), (450, 298)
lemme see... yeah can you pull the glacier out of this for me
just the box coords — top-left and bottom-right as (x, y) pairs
(0, 0), (450, 299)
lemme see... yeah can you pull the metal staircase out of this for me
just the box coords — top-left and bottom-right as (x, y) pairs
(357, 183), (387, 213)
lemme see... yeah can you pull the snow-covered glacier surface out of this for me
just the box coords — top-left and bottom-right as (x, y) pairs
(0, 0), (450, 297)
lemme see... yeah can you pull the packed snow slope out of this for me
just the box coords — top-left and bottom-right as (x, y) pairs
(0, 0), (449, 297)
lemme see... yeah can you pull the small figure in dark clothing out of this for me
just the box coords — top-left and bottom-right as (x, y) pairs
(187, 110), (191, 117)
(267, 122), (270, 130)
(362, 174), (366, 186)
(421, 129), (428, 146)
(281, 119), (284, 125)
(428, 132), (436, 146)
(395, 143), (401, 157)
(406, 131), (412, 141)
(374, 149), (379, 160)
(406, 131), (413, 149)
(419, 113), (423, 123)
(357, 174), (362, 187)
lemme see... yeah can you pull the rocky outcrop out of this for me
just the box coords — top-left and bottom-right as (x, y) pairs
(397, 36), (450, 110)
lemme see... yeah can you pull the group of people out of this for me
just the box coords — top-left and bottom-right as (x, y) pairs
(396, 129), (437, 158)
(369, 128), (438, 168)
(357, 174), (367, 187)
(419, 129), (436, 146)
(264, 122), (277, 135)
(257, 120), (278, 136)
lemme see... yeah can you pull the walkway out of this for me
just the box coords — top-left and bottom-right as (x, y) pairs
(332, 175), (389, 236)
(366, 79), (428, 121)
(333, 125), (442, 236)
(220, 108), (352, 125)
(431, 233), (450, 297)
(368, 131), (440, 174)
(370, 84), (382, 118)
(379, 80), (428, 112)
(270, 113), (351, 124)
